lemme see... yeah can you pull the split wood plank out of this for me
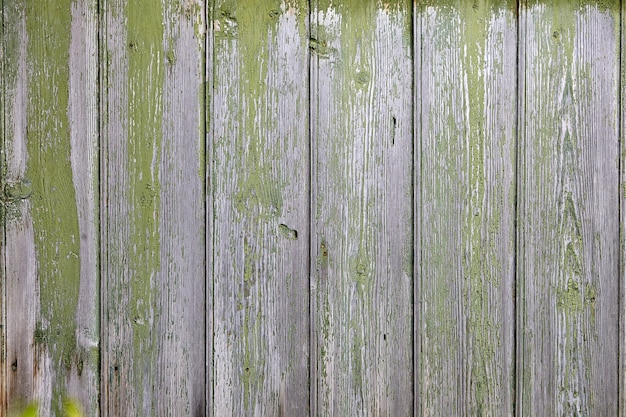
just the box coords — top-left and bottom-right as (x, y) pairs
(3, 1), (100, 415)
(517, 2), (621, 415)
(210, 0), (310, 415)
(310, 1), (413, 415)
(101, 1), (206, 415)
(417, 1), (517, 415)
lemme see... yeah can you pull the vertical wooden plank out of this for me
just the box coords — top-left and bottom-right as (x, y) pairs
(412, 3), (422, 415)
(621, 0), (626, 414)
(0, 0), (6, 413)
(310, 1), (413, 415)
(517, 1), (620, 415)
(210, 1), (310, 414)
(101, 0), (206, 415)
(417, 1), (517, 415)
(206, 1), (214, 416)
(3, 0), (99, 415)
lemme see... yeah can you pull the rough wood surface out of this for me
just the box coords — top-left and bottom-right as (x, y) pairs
(1, 2), (625, 416)
(3, 1), (100, 415)
(416, 2), (517, 415)
(210, 0), (310, 415)
(100, 1), (206, 415)
(1, 2), (5, 413)
(621, 1), (626, 414)
(310, 1), (413, 415)
(517, 2), (621, 415)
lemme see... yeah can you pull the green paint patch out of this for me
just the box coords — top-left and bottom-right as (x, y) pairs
(350, 251), (370, 295)
(556, 279), (597, 314)
(309, 36), (333, 58)
(278, 223), (298, 240)
(1, 179), (32, 223)
(4, 179), (33, 200)
(241, 309), (265, 411)
(242, 237), (258, 298)
(124, 0), (164, 406)
(24, 1), (83, 414)
(213, 1), (308, 411)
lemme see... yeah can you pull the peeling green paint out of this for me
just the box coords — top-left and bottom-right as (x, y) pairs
(312, 0), (413, 413)
(213, 0), (309, 413)
(278, 223), (298, 240)
(24, 1), (81, 413)
(461, 1), (497, 412)
(419, 1), (517, 414)
(518, 2), (620, 415)
(124, 0), (164, 409)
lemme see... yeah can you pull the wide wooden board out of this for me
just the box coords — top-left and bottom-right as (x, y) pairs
(310, 1), (413, 415)
(416, 1), (517, 415)
(100, 1), (206, 415)
(3, 1), (100, 415)
(517, 2), (621, 415)
(210, 0), (310, 414)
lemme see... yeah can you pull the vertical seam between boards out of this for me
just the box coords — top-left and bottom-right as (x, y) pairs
(98, 0), (107, 414)
(512, 0), (526, 416)
(203, 0), (210, 416)
(307, 0), (313, 415)
(96, 0), (103, 414)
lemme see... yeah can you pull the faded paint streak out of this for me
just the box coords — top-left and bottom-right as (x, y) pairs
(518, 2), (620, 415)
(311, 1), (413, 416)
(212, 0), (310, 415)
(418, 1), (516, 415)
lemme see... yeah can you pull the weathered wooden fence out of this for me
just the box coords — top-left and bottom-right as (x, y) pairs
(1, 0), (624, 416)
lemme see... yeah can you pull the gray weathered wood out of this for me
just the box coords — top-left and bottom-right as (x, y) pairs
(310, 1), (413, 415)
(417, 2), (517, 415)
(206, 2), (214, 416)
(210, 0), (310, 415)
(101, 1), (206, 415)
(517, 2), (621, 415)
(412, 2), (422, 415)
(1, 1), (5, 413)
(621, 1), (626, 414)
(3, 1), (100, 415)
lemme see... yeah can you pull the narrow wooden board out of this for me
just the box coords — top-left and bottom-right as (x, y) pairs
(412, 4), (422, 415)
(0, 1), (6, 413)
(417, 1), (517, 415)
(621, 0), (626, 414)
(210, 0), (310, 414)
(101, 1), (206, 415)
(310, 1), (413, 415)
(3, 1), (99, 415)
(517, 2), (621, 415)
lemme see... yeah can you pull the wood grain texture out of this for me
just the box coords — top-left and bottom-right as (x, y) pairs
(0, 1), (6, 413)
(412, 4), (422, 415)
(2, 1), (100, 415)
(101, 1), (206, 415)
(206, 1), (214, 416)
(621, 1), (626, 414)
(517, 2), (621, 415)
(310, 1), (413, 415)
(210, 0), (310, 415)
(417, 2), (517, 415)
